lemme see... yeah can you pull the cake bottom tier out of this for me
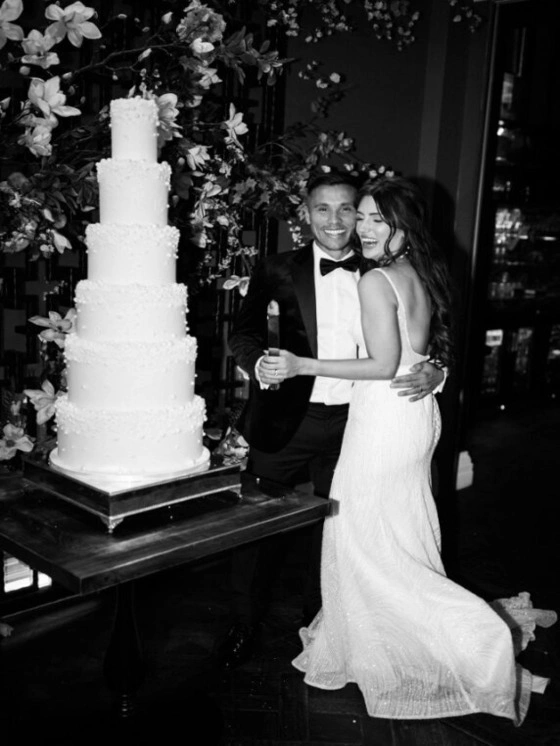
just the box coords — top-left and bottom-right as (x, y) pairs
(54, 394), (207, 477)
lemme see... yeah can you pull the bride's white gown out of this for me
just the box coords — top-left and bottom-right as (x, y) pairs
(292, 269), (533, 725)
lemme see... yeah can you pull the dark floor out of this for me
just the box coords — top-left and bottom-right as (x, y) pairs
(1, 401), (560, 745)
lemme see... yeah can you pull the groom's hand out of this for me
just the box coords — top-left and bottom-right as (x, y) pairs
(390, 361), (444, 402)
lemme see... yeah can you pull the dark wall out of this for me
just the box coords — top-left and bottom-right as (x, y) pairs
(283, 3), (432, 176)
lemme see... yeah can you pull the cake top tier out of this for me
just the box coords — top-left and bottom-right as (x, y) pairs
(110, 97), (158, 163)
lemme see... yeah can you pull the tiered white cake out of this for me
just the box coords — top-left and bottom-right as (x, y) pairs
(51, 97), (209, 484)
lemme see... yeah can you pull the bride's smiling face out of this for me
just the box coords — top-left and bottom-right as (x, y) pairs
(356, 195), (405, 261)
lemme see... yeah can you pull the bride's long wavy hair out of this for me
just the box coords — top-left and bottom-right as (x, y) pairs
(357, 176), (455, 370)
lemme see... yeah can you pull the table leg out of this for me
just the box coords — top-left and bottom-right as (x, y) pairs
(103, 581), (145, 718)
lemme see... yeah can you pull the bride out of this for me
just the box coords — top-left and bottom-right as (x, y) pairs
(261, 176), (550, 725)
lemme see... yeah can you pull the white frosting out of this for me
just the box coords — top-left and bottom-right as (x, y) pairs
(64, 336), (196, 408)
(97, 159), (171, 226)
(86, 224), (179, 285)
(74, 281), (188, 341)
(110, 97), (158, 163)
(53, 96), (209, 482)
(55, 395), (207, 476)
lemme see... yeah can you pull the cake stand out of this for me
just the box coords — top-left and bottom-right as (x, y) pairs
(23, 446), (242, 533)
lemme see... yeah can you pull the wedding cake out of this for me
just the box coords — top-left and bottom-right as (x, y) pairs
(50, 97), (209, 483)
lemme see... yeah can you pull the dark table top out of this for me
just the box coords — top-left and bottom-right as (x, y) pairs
(0, 474), (329, 596)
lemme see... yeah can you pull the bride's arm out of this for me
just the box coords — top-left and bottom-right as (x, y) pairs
(261, 271), (401, 383)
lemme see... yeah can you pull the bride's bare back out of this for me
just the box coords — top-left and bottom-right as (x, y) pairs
(370, 260), (432, 358)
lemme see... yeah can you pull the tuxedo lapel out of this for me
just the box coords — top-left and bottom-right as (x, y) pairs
(290, 244), (318, 358)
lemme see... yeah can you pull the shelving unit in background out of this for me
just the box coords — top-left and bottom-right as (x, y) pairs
(469, 0), (560, 416)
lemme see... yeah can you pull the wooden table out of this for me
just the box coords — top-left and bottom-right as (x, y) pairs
(0, 473), (329, 717)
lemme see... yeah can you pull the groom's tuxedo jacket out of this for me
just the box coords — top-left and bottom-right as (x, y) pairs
(229, 243), (328, 453)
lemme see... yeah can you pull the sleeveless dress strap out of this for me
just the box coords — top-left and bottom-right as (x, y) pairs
(372, 268), (419, 364)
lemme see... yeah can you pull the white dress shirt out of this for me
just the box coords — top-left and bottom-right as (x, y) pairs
(310, 243), (360, 404)
(252, 243), (445, 397)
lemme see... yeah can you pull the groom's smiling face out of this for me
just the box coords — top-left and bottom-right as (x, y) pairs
(305, 184), (357, 259)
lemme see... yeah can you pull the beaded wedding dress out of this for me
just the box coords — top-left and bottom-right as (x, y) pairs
(292, 269), (536, 725)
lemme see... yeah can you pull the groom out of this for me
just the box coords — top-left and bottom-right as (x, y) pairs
(217, 170), (444, 668)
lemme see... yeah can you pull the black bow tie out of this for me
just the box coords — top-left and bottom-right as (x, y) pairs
(319, 255), (361, 276)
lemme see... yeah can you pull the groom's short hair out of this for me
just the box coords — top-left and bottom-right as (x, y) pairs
(306, 170), (358, 201)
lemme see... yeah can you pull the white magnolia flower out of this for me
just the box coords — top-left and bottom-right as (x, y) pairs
(45, 1), (102, 47)
(28, 76), (81, 120)
(197, 66), (220, 89)
(29, 308), (76, 347)
(19, 110), (56, 130)
(223, 104), (248, 145)
(223, 275), (250, 297)
(0, 0), (24, 51)
(201, 180), (222, 198)
(51, 228), (72, 253)
(191, 230), (207, 248)
(191, 37), (214, 55)
(21, 29), (60, 69)
(186, 145), (210, 170)
(0, 423), (34, 460)
(17, 124), (53, 157)
(24, 380), (59, 426)
(152, 92), (182, 146)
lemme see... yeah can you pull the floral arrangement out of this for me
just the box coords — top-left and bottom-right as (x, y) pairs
(0, 0), (289, 265)
(0, 0), (292, 455)
(0, 422), (34, 461)
(259, 0), (483, 49)
(0, 0), (485, 277)
(0, 0), (485, 460)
